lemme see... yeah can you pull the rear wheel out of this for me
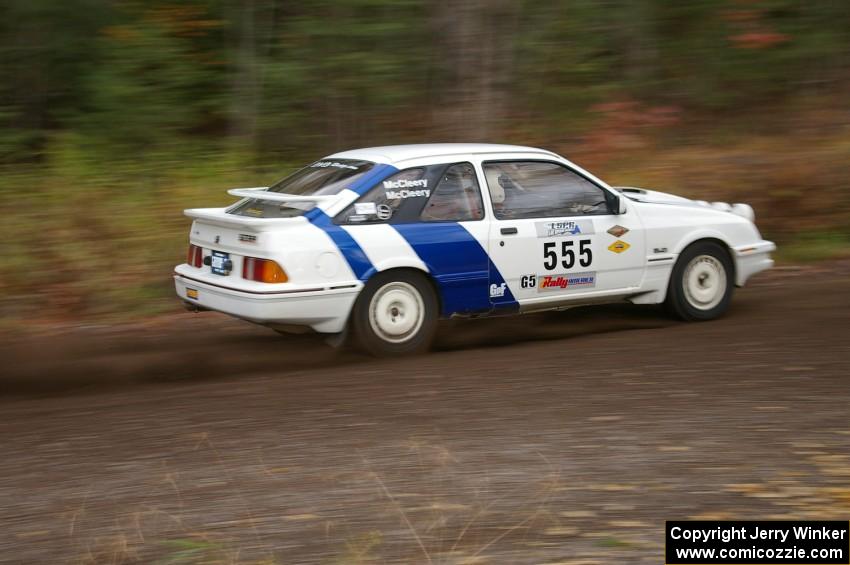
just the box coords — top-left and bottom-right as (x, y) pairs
(665, 241), (734, 321)
(352, 271), (438, 356)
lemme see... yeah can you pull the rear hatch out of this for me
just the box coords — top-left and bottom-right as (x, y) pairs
(184, 209), (309, 282)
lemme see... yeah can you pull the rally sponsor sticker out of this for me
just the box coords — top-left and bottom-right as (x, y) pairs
(537, 271), (596, 292)
(535, 219), (595, 238)
(354, 202), (377, 215)
(608, 240), (631, 253)
(311, 160), (358, 170)
(607, 225), (629, 237)
(489, 282), (507, 298)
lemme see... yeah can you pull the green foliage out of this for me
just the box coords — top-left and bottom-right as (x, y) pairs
(156, 537), (230, 564)
(0, 0), (109, 161)
(2, 0), (849, 159)
(69, 1), (227, 161)
(515, 0), (850, 114)
(774, 232), (850, 264)
(256, 0), (430, 151)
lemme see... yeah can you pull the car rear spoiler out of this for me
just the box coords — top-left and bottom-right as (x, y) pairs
(184, 207), (308, 231)
(182, 187), (343, 231)
(227, 187), (339, 204)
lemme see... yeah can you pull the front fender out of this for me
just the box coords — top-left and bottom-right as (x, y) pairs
(672, 228), (736, 255)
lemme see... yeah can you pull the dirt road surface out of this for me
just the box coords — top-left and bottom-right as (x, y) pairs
(2, 263), (849, 564)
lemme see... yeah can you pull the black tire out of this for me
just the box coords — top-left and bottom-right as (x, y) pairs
(351, 270), (438, 356)
(665, 241), (734, 321)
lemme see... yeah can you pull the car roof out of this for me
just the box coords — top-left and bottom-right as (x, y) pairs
(328, 143), (561, 165)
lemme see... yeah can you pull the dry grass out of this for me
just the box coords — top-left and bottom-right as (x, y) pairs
(55, 434), (588, 564)
(1, 109), (848, 326)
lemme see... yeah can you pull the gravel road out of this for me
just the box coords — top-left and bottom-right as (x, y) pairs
(2, 263), (849, 564)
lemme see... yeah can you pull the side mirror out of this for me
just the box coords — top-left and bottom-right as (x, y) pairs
(612, 194), (628, 215)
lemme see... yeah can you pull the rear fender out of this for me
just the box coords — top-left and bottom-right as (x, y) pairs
(363, 257), (429, 281)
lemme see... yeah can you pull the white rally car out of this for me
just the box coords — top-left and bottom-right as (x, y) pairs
(174, 144), (775, 355)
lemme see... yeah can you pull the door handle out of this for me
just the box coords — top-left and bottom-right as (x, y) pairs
(500, 227), (518, 235)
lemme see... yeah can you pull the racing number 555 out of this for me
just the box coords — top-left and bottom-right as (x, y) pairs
(543, 239), (592, 271)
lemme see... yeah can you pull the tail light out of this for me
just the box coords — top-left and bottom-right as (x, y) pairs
(243, 257), (288, 283)
(187, 244), (203, 268)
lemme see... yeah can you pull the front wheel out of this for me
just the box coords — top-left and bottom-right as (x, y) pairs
(665, 241), (734, 321)
(352, 271), (438, 356)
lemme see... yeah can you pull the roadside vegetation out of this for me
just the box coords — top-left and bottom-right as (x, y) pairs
(1, 0), (848, 325)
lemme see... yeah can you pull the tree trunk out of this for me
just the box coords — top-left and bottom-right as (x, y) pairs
(228, 0), (259, 148)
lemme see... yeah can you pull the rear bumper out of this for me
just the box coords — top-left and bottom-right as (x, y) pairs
(733, 240), (776, 286)
(174, 272), (360, 333)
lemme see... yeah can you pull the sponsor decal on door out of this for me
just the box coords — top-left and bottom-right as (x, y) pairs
(608, 240), (631, 254)
(607, 225), (629, 237)
(535, 219), (595, 238)
(537, 271), (597, 291)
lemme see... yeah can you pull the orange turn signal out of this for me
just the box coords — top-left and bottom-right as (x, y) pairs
(242, 257), (288, 283)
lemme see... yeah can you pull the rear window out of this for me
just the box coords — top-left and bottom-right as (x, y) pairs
(228, 159), (375, 218)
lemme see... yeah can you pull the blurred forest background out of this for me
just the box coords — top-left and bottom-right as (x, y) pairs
(1, 0), (849, 324)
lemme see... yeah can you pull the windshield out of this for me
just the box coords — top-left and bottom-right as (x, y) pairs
(229, 159), (375, 218)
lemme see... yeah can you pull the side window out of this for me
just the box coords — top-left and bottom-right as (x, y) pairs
(336, 167), (427, 224)
(336, 162), (485, 224)
(420, 163), (484, 222)
(483, 161), (611, 220)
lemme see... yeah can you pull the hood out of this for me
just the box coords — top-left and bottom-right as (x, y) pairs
(614, 186), (755, 222)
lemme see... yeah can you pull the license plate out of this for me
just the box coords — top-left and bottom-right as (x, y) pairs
(186, 288), (199, 300)
(210, 250), (230, 275)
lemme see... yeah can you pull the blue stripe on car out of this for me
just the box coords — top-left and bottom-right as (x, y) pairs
(348, 163), (399, 196)
(391, 223), (518, 316)
(303, 163), (398, 280)
(305, 209), (374, 280)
